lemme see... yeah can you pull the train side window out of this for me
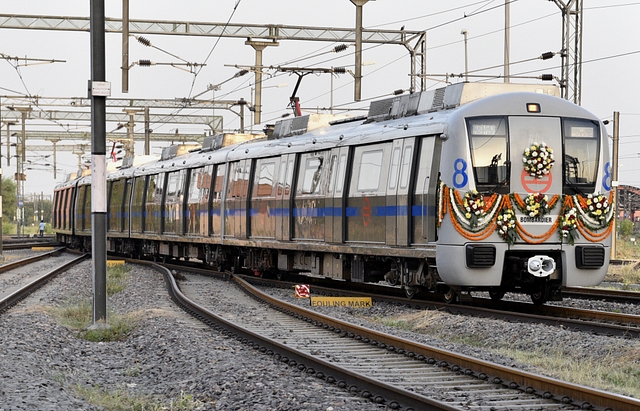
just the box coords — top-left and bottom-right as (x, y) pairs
(388, 147), (401, 191)
(327, 154), (338, 194)
(335, 153), (347, 194)
(254, 159), (276, 198)
(298, 152), (328, 196)
(166, 171), (184, 202)
(188, 168), (204, 204)
(399, 145), (413, 190)
(357, 149), (383, 192)
(213, 165), (225, 201)
(228, 160), (250, 198)
(467, 116), (509, 190)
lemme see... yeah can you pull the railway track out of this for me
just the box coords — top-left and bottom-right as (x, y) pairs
(148, 263), (640, 411)
(1, 236), (58, 251)
(562, 287), (640, 305)
(0, 249), (87, 313)
(234, 273), (640, 339)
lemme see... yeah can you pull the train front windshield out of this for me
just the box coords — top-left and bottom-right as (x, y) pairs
(467, 116), (600, 194)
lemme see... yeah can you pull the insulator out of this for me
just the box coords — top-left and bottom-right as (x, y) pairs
(540, 74), (554, 81)
(393, 89), (404, 95)
(541, 51), (554, 60)
(236, 69), (249, 77)
(333, 67), (346, 74)
(138, 60), (152, 67)
(333, 44), (348, 53)
(137, 36), (152, 47)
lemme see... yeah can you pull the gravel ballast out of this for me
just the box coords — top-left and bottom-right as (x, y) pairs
(0, 261), (381, 410)
(1, 257), (639, 409)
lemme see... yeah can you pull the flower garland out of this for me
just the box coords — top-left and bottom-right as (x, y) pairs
(559, 207), (579, 245)
(449, 189), (503, 232)
(573, 192), (614, 230)
(523, 142), (555, 179)
(463, 190), (484, 228)
(439, 183), (614, 246)
(496, 207), (518, 245)
(512, 192), (558, 218)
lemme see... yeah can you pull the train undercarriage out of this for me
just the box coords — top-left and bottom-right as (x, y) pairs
(62, 234), (564, 305)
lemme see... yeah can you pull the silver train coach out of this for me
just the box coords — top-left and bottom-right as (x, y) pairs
(53, 82), (614, 305)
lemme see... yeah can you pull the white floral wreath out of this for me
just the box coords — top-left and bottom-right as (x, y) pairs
(523, 142), (555, 179)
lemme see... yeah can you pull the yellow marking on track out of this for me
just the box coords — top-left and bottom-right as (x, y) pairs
(107, 260), (125, 267)
(310, 296), (372, 308)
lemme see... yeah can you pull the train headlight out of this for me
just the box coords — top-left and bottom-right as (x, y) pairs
(527, 255), (556, 277)
(526, 103), (541, 113)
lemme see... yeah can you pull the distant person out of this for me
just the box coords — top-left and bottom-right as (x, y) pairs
(39, 220), (46, 237)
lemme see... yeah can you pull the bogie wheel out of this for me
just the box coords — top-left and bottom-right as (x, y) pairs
(489, 288), (506, 301)
(442, 286), (458, 304)
(530, 287), (548, 306)
(276, 271), (287, 281)
(404, 286), (418, 299)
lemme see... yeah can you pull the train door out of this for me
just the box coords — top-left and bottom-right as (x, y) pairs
(275, 154), (295, 241)
(163, 170), (185, 235)
(210, 164), (224, 237)
(324, 147), (349, 243)
(144, 173), (164, 234)
(386, 138), (415, 246)
(131, 175), (147, 234)
(293, 150), (329, 241)
(108, 179), (122, 233)
(123, 178), (132, 234)
(225, 159), (251, 238)
(250, 157), (279, 239)
(346, 143), (392, 244)
(411, 135), (442, 244)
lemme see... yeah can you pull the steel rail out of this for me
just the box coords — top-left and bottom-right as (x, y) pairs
(2, 242), (60, 251)
(147, 261), (460, 411)
(234, 276), (640, 411)
(241, 274), (640, 338)
(0, 253), (88, 312)
(0, 246), (66, 272)
(562, 286), (640, 304)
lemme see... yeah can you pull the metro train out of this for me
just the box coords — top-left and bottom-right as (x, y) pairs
(53, 82), (615, 305)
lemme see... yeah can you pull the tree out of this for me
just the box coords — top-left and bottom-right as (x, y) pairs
(618, 219), (634, 240)
(1, 177), (17, 225)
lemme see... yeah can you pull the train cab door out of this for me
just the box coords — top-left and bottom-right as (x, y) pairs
(411, 135), (442, 244)
(386, 138), (415, 247)
(325, 147), (349, 243)
(508, 116), (563, 196)
(275, 154), (295, 241)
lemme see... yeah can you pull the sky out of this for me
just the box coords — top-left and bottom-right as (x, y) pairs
(0, 0), (639, 199)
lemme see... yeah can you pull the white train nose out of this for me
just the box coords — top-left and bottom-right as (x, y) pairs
(527, 255), (556, 277)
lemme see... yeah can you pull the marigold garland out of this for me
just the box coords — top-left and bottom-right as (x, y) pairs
(438, 183), (615, 246)
(512, 192), (559, 218)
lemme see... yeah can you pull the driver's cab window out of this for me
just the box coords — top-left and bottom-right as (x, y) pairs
(563, 118), (600, 194)
(467, 116), (509, 192)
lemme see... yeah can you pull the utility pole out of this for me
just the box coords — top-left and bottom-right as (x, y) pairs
(611, 111), (620, 259)
(90, 0), (109, 328)
(122, 0), (129, 93)
(550, 0), (583, 104)
(245, 40), (278, 125)
(504, 0), (510, 83)
(15, 107), (31, 237)
(350, 0), (369, 101)
(123, 108), (143, 157)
